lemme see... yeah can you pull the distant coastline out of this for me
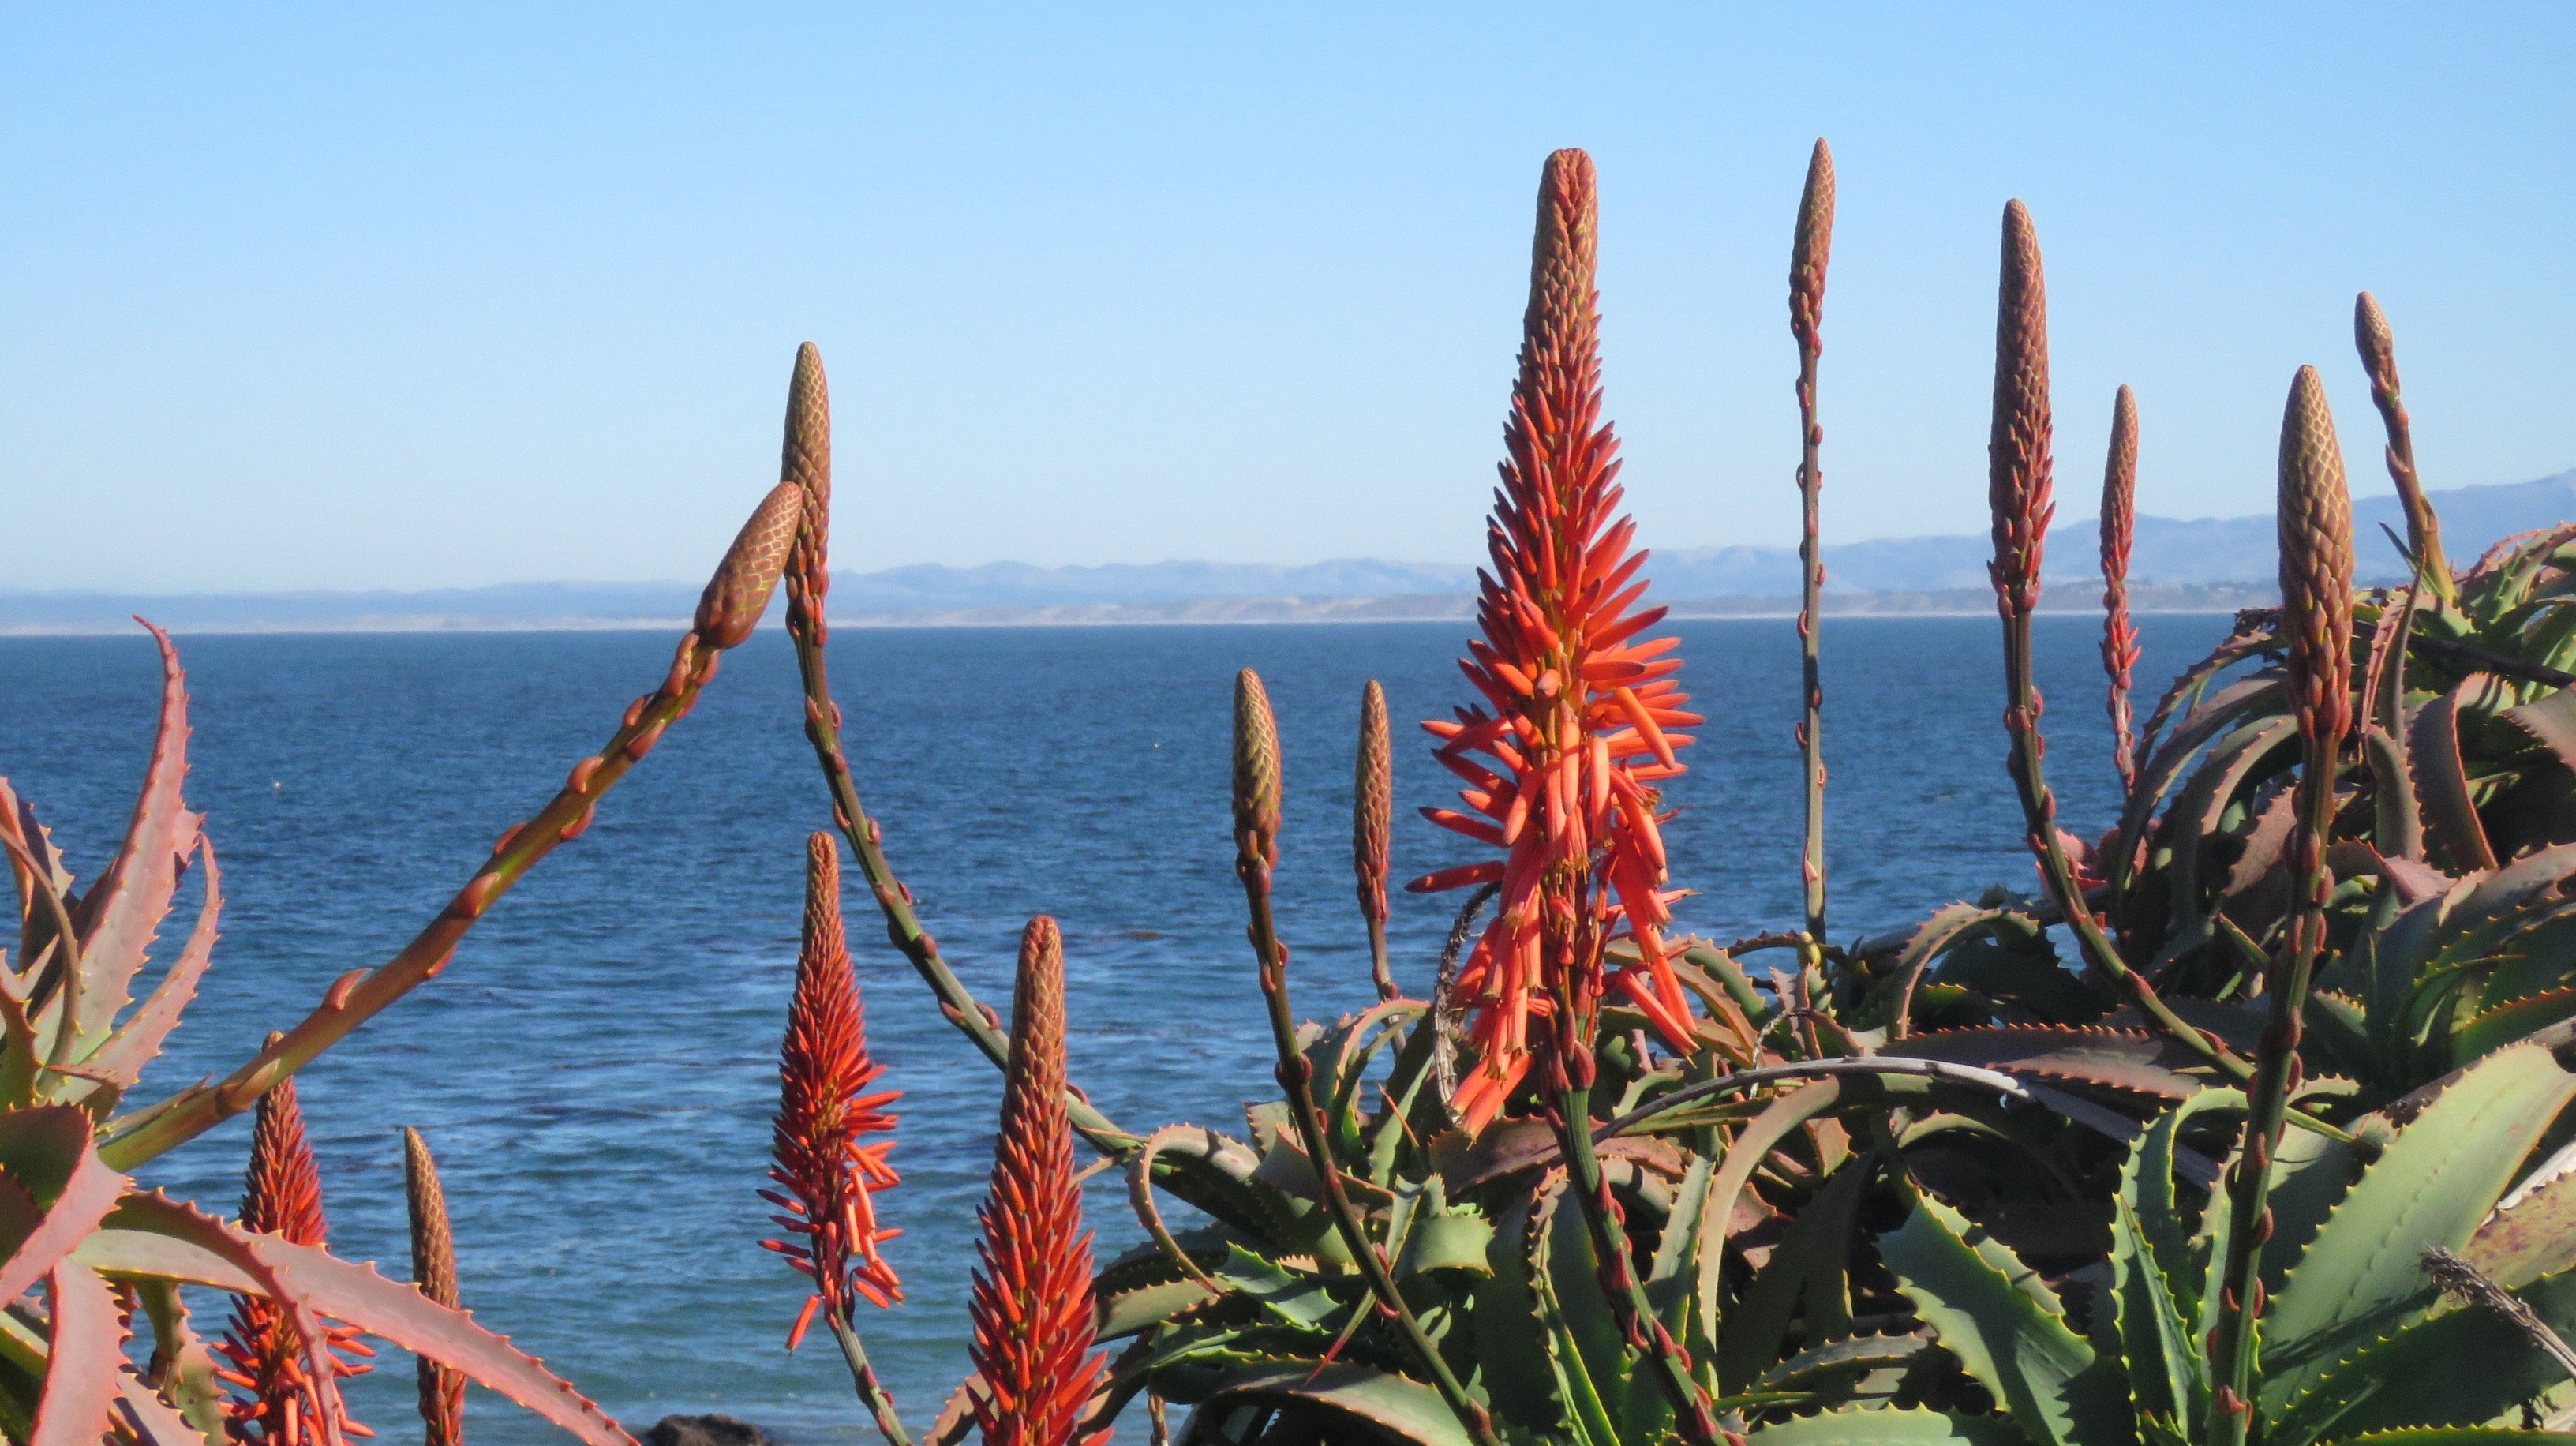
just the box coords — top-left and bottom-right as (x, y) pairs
(0, 581), (2272, 636)
(7, 467), (2562, 637)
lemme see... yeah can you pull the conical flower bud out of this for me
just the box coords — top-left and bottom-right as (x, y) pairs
(403, 1127), (465, 1446)
(782, 343), (833, 599)
(1233, 669), (1282, 869)
(695, 481), (805, 650)
(2100, 385), (2142, 792)
(1986, 200), (2054, 619)
(2278, 365), (2355, 750)
(1353, 680), (1391, 925)
(1790, 139), (1834, 347)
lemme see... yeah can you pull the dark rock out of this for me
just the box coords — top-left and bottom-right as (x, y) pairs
(641, 1414), (775, 1446)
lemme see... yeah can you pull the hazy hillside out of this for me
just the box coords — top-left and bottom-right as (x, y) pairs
(6, 470), (2568, 632)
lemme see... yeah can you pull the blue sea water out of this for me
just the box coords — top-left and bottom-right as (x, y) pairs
(0, 613), (2231, 1442)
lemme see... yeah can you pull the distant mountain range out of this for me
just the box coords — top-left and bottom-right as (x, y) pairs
(6, 470), (2570, 634)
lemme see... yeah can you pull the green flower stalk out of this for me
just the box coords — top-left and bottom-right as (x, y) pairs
(2206, 366), (2356, 1446)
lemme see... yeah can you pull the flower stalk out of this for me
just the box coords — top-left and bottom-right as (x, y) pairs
(769, 343), (1136, 1160)
(100, 481), (804, 1171)
(2206, 366), (2356, 1446)
(1234, 670), (1503, 1446)
(1791, 137), (1836, 1002)
(1984, 200), (2245, 1080)
(2355, 292), (2452, 601)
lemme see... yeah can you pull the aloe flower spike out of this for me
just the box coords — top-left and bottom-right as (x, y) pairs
(968, 917), (1106, 1446)
(214, 1077), (371, 1446)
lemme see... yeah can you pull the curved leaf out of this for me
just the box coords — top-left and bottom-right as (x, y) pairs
(2260, 1043), (2576, 1414)
(2269, 1268), (2576, 1446)
(69, 623), (202, 1051)
(1698, 1081), (1842, 1336)
(0, 1106), (131, 1310)
(1186, 1361), (1475, 1446)
(111, 1192), (635, 1446)
(1743, 1405), (2029, 1446)
(1887, 1027), (2200, 1099)
(76, 841), (222, 1102)
(2410, 682), (2499, 874)
(33, 1259), (121, 1446)
(1878, 1194), (2121, 1446)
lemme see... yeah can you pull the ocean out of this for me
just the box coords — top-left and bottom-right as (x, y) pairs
(0, 612), (2232, 1441)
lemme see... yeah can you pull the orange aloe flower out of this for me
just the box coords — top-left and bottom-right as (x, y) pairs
(213, 1077), (373, 1446)
(968, 917), (1106, 1446)
(1408, 148), (1702, 1133)
(762, 831), (903, 1351)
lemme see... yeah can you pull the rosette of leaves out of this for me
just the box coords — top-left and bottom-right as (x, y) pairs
(1799, 1043), (2576, 1446)
(0, 635), (630, 1444)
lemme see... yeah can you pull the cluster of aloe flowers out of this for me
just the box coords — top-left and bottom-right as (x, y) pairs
(9, 132), (2576, 1446)
(743, 144), (2576, 1446)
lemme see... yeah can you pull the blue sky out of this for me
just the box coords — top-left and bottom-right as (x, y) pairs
(2, 6), (2570, 590)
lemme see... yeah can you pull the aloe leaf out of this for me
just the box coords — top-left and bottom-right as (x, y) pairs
(2268, 1268), (2576, 1446)
(1754, 1333), (1930, 1395)
(1396, 1206), (1493, 1279)
(0, 1107), (131, 1310)
(1098, 1273), (1217, 1339)
(69, 841), (221, 1109)
(1526, 1184), (1622, 1446)
(114, 1364), (202, 1446)
(2500, 689), (2576, 774)
(0, 778), (77, 980)
(2109, 1193), (2199, 1433)
(1472, 1189), (1574, 1431)
(2260, 1043), (2576, 1414)
(1698, 1081), (1844, 1336)
(1185, 1361), (1477, 1446)
(1879, 1193), (2124, 1446)
(1537, 1165), (1672, 1440)
(1741, 1405), (2031, 1446)
(1885, 1026), (2200, 1100)
(1719, 1156), (1870, 1391)
(1649, 1152), (1713, 1286)
(2318, 1422), (2576, 1433)
(33, 1259), (122, 1446)
(2411, 681), (2500, 873)
(2465, 1167), (2576, 1287)
(1215, 1245), (1347, 1332)
(66, 624), (202, 1056)
(110, 1191), (636, 1446)
(131, 1276), (226, 1445)
(2451, 986), (2576, 1067)
(1125, 1122), (1274, 1282)
(2162, 715), (2300, 940)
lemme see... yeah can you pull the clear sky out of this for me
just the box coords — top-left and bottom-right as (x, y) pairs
(2, 6), (2570, 591)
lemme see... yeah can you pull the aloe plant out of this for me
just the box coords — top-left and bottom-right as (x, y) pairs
(0, 478), (800, 1443)
(1844, 1044), (2576, 1446)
